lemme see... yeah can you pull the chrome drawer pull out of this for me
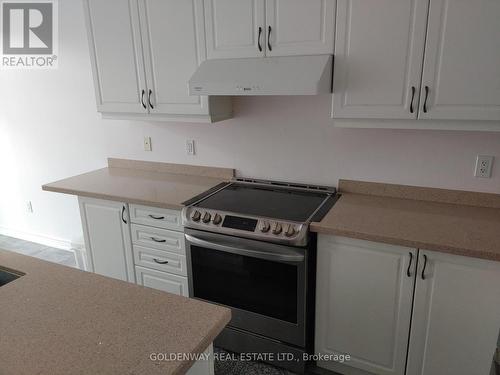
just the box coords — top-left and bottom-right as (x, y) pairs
(153, 258), (169, 265)
(148, 214), (165, 220)
(150, 237), (166, 243)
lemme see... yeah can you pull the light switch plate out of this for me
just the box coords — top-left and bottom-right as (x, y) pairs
(474, 155), (494, 178)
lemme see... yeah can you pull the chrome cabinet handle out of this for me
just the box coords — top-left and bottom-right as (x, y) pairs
(410, 86), (416, 114)
(267, 26), (272, 51)
(121, 206), (127, 224)
(148, 214), (165, 220)
(140, 89), (147, 109)
(150, 237), (166, 243)
(407, 252), (413, 277)
(258, 27), (263, 52)
(153, 258), (169, 265)
(421, 254), (428, 280)
(148, 89), (154, 109)
(423, 86), (429, 113)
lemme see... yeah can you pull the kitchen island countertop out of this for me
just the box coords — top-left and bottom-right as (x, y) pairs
(0, 249), (231, 375)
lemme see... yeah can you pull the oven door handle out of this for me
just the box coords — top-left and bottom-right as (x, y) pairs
(185, 234), (305, 263)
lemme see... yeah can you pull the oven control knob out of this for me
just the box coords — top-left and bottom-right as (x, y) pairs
(191, 210), (201, 222)
(285, 224), (296, 237)
(259, 221), (271, 233)
(213, 213), (222, 225)
(272, 222), (282, 235)
(202, 212), (211, 223)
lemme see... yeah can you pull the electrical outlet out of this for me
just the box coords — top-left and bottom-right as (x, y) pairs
(26, 201), (33, 213)
(186, 139), (196, 156)
(474, 155), (494, 178)
(144, 136), (152, 151)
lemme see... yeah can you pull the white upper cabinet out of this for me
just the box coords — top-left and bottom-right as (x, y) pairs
(332, 0), (500, 126)
(204, 0), (265, 59)
(332, 0), (429, 119)
(315, 236), (416, 375)
(139, 0), (214, 116)
(84, 0), (232, 122)
(84, 0), (147, 114)
(265, 0), (335, 57)
(418, 0), (500, 121)
(407, 250), (500, 375)
(204, 0), (335, 58)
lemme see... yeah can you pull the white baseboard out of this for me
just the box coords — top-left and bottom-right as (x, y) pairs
(0, 226), (84, 252)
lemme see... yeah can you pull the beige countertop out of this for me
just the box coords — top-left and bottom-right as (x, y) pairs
(42, 159), (235, 210)
(311, 181), (500, 262)
(0, 250), (231, 375)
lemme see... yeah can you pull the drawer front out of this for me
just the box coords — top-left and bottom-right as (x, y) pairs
(131, 224), (185, 255)
(133, 245), (187, 276)
(129, 204), (182, 231)
(135, 266), (189, 297)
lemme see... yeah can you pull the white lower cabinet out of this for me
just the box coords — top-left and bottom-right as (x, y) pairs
(135, 266), (189, 297)
(316, 235), (500, 375)
(406, 250), (500, 375)
(133, 245), (187, 277)
(130, 207), (189, 297)
(78, 198), (189, 298)
(315, 236), (416, 375)
(79, 197), (135, 282)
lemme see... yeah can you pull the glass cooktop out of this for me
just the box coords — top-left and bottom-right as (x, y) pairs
(194, 183), (330, 222)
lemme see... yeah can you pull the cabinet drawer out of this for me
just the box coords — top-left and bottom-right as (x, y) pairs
(133, 245), (187, 277)
(135, 266), (189, 297)
(131, 224), (185, 255)
(129, 204), (182, 231)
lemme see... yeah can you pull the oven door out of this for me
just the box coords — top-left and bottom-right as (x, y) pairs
(185, 228), (307, 347)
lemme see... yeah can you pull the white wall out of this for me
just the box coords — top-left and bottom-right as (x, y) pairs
(1, 0), (499, 246)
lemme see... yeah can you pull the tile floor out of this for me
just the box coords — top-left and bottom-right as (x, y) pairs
(0, 234), (77, 268)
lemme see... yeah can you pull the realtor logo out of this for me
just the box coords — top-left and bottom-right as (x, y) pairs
(1, 0), (58, 68)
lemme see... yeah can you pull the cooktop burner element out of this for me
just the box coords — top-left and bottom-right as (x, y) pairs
(182, 179), (337, 246)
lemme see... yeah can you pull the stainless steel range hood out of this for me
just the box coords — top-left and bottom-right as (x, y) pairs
(188, 55), (333, 96)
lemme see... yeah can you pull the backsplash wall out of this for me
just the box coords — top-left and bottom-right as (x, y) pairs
(0, 0), (499, 246)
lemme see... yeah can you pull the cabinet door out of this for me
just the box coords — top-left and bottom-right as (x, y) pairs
(204, 0), (265, 59)
(135, 266), (189, 297)
(78, 198), (135, 283)
(332, 0), (428, 119)
(83, 0), (148, 114)
(139, 0), (211, 115)
(315, 236), (416, 375)
(418, 0), (500, 121)
(407, 250), (500, 375)
(265, 0), (335, 57)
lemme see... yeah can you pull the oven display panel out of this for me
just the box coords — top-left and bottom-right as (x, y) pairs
(222, 215), (258, 232)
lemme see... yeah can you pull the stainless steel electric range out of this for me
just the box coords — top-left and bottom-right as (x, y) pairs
(182, 178), (338, 373)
